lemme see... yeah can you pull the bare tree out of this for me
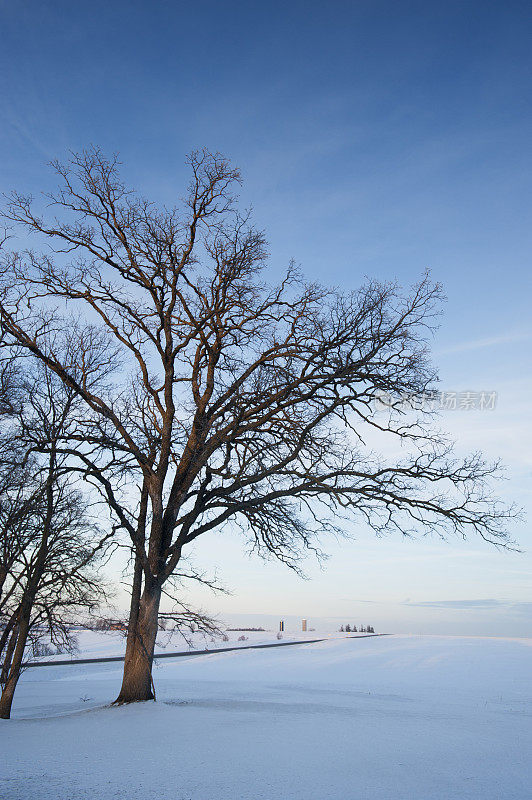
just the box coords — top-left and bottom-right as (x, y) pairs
(0, 148), (515, 703)
(0, 468), (107, 719)
(0, 363), (110, 718)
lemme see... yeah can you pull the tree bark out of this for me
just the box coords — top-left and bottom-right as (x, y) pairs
(114, 580), (161, 704)
(0, 622), (18, 687)
(0, 611), (30, 719)
(120, 548), (143, 684)
(0, 611), (18, 676)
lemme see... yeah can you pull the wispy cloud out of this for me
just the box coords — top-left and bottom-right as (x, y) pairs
(5, 108), (56, 160)
(510, 602), (532, 616)
(435, 331), (532, 357)
(340, 598), (532, 615)
(403, 599), (532, 616)
(403, 599), (503, 610)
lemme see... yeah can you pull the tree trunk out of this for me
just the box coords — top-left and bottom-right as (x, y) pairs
(114, 580), (161, 704)
(0, 622), (19, 687)
(0, 611), (18, 679)
(0, 613), (30, 719)
(120, 548), (143, 682)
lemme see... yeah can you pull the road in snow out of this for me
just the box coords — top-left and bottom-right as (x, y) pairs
(1, 634), (531, 799)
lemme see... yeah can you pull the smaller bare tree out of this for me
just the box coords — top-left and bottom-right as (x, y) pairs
(0, 361), (110, 719)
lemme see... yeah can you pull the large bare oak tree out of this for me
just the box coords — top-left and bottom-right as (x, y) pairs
(0, 148), (514, 702)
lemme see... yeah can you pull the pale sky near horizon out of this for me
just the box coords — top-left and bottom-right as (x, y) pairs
(1, 0), (531, 635)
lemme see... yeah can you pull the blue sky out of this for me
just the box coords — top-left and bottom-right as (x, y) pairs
(1, 0), (531, 634)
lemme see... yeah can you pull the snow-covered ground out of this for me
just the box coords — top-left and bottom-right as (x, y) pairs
(2, 634), (531, 799)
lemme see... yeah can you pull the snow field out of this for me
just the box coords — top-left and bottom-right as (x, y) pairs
(2, 634), (531, 799)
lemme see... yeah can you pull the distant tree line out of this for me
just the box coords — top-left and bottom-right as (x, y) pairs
(226, 627), (265, 632)
(339, 624), (375, 633)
